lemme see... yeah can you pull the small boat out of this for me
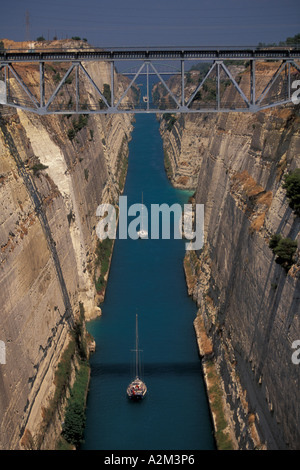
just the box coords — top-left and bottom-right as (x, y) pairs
(137, 228), (148, 239)
(127, 315), (147, 400)
(137, 192), (148, 239)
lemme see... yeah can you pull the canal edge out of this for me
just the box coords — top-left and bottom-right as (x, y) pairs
(184, 251), (236, 450)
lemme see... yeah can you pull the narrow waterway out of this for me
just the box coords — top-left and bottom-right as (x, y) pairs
(82, 114), (215, 450)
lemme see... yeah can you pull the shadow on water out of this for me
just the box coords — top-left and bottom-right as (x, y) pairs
(90, 361), (205, 377)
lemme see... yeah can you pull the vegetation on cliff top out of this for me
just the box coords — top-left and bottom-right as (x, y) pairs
(258, 32), (300, 47)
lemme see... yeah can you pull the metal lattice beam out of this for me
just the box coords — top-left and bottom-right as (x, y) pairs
(0, 47), (299, 114)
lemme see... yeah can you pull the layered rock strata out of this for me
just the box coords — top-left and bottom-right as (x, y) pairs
(161, 98), (300, 449)
(0, 40), (133, 449)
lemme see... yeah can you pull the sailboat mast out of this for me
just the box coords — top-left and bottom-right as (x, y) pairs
(135, 314), (139, 378)
(127, 313), (147, 399)
(141, 193), (143, 232)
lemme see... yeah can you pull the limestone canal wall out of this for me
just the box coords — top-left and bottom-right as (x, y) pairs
(0, 39), (133, 449)
(160, 83), (300, 449)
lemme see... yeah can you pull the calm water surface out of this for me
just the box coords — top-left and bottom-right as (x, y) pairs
(82, 114), (215, 450)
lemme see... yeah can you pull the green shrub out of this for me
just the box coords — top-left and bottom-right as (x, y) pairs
(162, 113), (176, 131)
(103, 83), (111, 103)
(95, 274), (105, 293)
(31, 163), (49, 175)
(72, 302), (87, 361)
(94, 238), (113, 293)
(61, 362), (89, 448)
(99, 84), (111, 108)
(269, 234), (298, 271)
(73, 114), (88, 132)
(65, 75), (73, 85)
(164, 150), (172, 178)
(192, 90), (202, 102)
(67, 128), (76, 141)
(95, 237), (113, 267)
(67, 115), (89, 141)
(269, 233), (282, 250)
(282, 168), (300, 216)
(41, 339), (76, 437)
(274, 238), (297, 266)
(53, 72), (61, 84)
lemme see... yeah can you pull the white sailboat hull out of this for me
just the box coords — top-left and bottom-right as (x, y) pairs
(137, 229), (148, 239)
(127, 377), (147, 399)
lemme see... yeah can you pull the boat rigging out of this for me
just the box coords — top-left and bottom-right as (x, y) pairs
(127, 314), (147, 400)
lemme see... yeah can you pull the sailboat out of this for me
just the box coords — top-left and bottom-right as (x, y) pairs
(127, 314), (147, 400)
(137, 192), (148, 239)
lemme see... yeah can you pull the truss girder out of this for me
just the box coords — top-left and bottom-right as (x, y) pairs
(0, 48), (299, 114)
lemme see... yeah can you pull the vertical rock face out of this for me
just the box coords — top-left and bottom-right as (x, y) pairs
(0, 42), (133, 449)
(161, 104), (300, 449)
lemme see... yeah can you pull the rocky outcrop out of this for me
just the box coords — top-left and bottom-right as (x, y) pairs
(160, 79), (300, 448)
(160, 114), (202, 189)
(0, 40), (133, 449)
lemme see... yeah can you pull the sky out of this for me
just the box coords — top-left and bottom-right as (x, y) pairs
(0, 0), (299, 48)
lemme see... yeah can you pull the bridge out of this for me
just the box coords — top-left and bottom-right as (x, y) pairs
(0, 46), (299, 115)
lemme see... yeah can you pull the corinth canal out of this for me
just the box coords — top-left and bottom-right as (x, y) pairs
(82, 114), (216, 450)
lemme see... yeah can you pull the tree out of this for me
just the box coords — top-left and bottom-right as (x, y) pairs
(103, 83), (111, 104)
(285, 33), (300, 45)
(269, 233), (298, 271)
(62, 399), (86, 446)
(269, 233), (282, 250)
(274, 238), (297, 265)
(67, 128), (76, 141)
(282, 168), (300, 216)
(61, 362), (89, 448)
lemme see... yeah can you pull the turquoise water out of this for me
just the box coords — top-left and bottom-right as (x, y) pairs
(82, 114), (215, 450)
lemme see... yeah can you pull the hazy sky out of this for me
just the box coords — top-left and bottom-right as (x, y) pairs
(1, 0), (300, 47)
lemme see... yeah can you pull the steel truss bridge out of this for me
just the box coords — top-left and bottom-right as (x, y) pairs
(0, 47), (299, 115)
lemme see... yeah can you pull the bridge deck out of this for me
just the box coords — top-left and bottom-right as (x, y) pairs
(0, 48), (300, 62)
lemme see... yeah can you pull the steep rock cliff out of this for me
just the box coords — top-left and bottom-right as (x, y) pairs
(160, 90), (300, 448)
(0, 40), (133, 449)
